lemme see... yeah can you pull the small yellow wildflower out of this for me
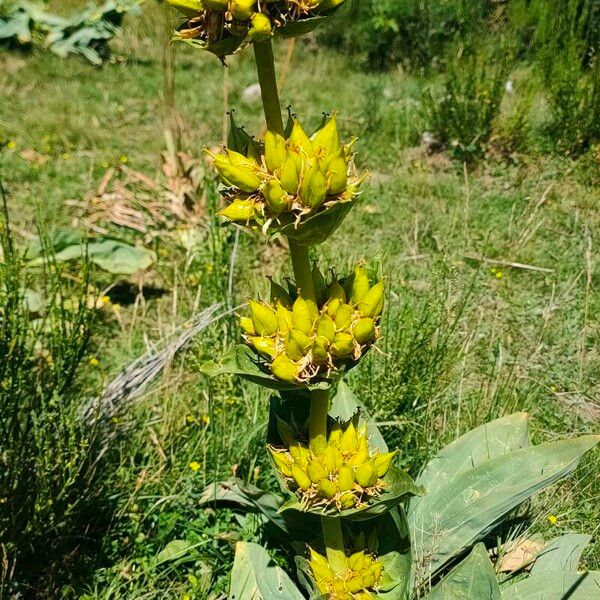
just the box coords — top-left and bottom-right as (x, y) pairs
(7, 140), (16, 150)
(61, 152), (71, 160)
(548, 514), (558, 525)
(188, 461), (201, 472)
(120, 154), (129, 164)
(495, 271), (504, 279)
(182, 595), (191, 600)
(89, 357), (100, 367)
(186, 415), (195, 424)
(201, 414), (211, 426)
(101, 161), (109, 169)
(550, 385), (557, 393)
(101, 295), (111, 305)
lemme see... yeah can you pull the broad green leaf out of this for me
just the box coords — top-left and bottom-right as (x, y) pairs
(280, 464), (424, 521)
(200, 344), (329, 391)
(27, 230), (155, 275)
(154, 539), (193, 565)
(409, 435), (599, 577)
(414, 412), (530, 499)
(423, 544), (501, 600)
(276, 199), (357, 246)
(501, 571), (600, 599)
(330, 380), (388, 452)
(531, 534), (592, 575)
(228, 542), (304, 600)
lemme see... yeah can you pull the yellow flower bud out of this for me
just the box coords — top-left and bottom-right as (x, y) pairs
(346, 576), (364, 594)
(328, 422), (342, 446)
(288, 118), (313, 157)
(325, 151), (348, 195)
(317, 478), (337, 499)
(291, 465), (312, 490)
(348, 551), (366, 571)
(166, 0), (203, 17)
(310, 549), (333, 584)
(218, 199), (256, 221)
(340, 422), (358, 454)
(249, 336), (277, 358)
(337, 465), (355, 491)
(270, 448), (292, 477)
(299, 164), (328, 210)
(350, 264), (370, 304)
(334, 303), (353, 330)
(312, 114), (341, 158)
(339, 491), (358, 509)
(249, 300), (278, 336)
(292, 297), (314, 335)
(213, 154), (262, 192)
(290, 443), (309, 468)
(276, 303), (293, 333)
(226, 148), (257, 169)
(263, 179), (289, 214)
(230, 0), (255, 19)
(320, 446), (338, 473)
(370, 561), (383, 580)
(251, 4), (274, 26)
(347, 436), (369, 467)
(284, 332), (305, 361)
(362, 573), (376, 588)
(264, 130), (287, 172)
(331, 332), (355, 358)
(315, 313), (335, 342)
(328, 280), (347, 303)
(359, 282), (385, 318)
(373, 451), (395, 477)
(353, 317), (375, 344)
(239, 316), (255, 334)
(311, 335), (330, 364)
(271, 355), (299, 383)
(354, 460), (376, 488)
(279, 153), (300, 194)
(307, 459), (328, 483)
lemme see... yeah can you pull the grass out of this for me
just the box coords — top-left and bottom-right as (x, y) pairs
(1, 1), (599, 597)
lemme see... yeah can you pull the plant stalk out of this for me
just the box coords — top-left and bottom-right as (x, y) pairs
(309, 388), (329, 452)
(321, 517), (347, 575)
(253, 40), (285, 136)
(288, 240), (316, 303)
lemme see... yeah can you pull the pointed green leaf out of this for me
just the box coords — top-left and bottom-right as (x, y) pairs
(276, 198), (356, 246)
(409, 435), (599, 577)
(154, 539), (193, 566)
(501, 571), (600, 599)
(423, 544), (501, 600)
(531, 534), (592, 575)
(228, 542), (304, 600)
(330, 380), (388, 452)
(414, 412), (530, 498)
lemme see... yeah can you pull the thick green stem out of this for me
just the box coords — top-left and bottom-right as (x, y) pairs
(309, 389), (329, 452)
(253, 40), (285, 135)
(322, 517), (347, 575)
(288, 240), (316, 302)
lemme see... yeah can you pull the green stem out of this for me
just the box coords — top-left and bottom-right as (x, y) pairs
(309, 389), (329, 452)
(253, 40), (285, 135)
(288, 240), (316, 303)
(322, 517), (347, 575)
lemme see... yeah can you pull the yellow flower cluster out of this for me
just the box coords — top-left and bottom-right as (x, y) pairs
(270, 421), (395, 511)
(168, 0), (347, 46)
(310, 548), (383, 600)
(241, 265), (383, 384)
(212, 115), (364, 229)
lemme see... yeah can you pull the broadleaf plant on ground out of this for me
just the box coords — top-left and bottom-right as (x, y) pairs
(164, 1), (600, 598)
